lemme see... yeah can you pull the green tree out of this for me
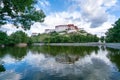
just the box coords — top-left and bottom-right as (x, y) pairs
(10, 31), (29, 44)
(100, 36), (105, 42)
(0, 0), (45, 30)
(106, 18), (120, 42)
(0, 31), (8, 44)
(0, 65), (5, 72)
(42, 33), (99, 43)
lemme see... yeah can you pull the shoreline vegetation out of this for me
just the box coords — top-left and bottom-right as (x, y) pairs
(31, 31), (99, 43)
(33, 43), (120, 49)
(0, 31), (32, 47)
(1, 18), (120, 48)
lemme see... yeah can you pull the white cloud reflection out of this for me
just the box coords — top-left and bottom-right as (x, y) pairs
(21, 49), (114, 80)
(0, 47), (117, 80)
(0, 71), (21, 80)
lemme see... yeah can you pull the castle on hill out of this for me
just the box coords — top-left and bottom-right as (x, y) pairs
(45, 24), (83, 34)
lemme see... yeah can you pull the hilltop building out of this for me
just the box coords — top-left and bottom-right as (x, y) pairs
(32, 32), (39, 36)
(45, 24), (82, 33)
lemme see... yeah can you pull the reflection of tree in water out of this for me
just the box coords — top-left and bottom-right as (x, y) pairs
(0, 47), (27, 60)
(107, 48), (120, 71)
(101, 46), (106, 51)
(29, 46), (99, 56)
(29, 46), (99, 64)
(0, 64), (5, 72)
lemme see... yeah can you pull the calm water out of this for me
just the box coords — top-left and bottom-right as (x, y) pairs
(0, 46), (120, 80)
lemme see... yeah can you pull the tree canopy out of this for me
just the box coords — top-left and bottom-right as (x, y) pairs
(105, 18), (120, 42)
(0, 0), (45, 30)
(10, 31), (29, 43)
(31, 32), (99, 43)
(0, 30), (32, 45)
(0, 31), (8, 44)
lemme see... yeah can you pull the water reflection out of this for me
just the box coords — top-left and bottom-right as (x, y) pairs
(0, 47), (27, 60)
(0, 65), (5, 72)
(0, 46), (120, 80)
(29, 46), (99, 56)
(0, 71), (21, 80)
(107, 48), (120, 71)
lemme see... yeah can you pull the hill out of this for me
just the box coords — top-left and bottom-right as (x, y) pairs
(31, 30), (99, 43)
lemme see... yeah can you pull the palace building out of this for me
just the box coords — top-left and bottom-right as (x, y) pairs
(45, 24), (81, 33)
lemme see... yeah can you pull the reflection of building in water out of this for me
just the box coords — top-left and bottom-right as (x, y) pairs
(55, 54), (79, 64)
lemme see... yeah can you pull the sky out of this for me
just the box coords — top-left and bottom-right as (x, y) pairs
(1, 0), (120, 37)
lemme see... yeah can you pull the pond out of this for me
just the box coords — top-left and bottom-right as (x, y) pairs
(0, 45), (120, 80)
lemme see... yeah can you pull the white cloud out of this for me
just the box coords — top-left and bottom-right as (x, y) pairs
(33, 0), (117, 36)
(30, 10), (116, 37)
(1, 54), (17, 64)
(0, 0), (119, 36)
(0, 24), (24, 35)
(0, 71), (21, 80)
(38, 0), (50, 7)
(29, 22), (47, 35)
(19, 50), (113, 80)
(103, 0), (117, 7)
(71, 0), (117, 28)
(28, 11), (83, 34)
(0, 48), (115, 80)
(29, 11), (82, 34)
(36, 0), (50, 13)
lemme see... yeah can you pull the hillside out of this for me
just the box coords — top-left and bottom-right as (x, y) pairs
(31, 30), (99, 43)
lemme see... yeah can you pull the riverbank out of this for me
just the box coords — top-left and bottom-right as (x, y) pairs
(0, 43), (28, 48)
(33, 43), (120, 49)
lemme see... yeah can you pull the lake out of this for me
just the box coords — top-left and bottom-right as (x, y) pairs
(0, 45), (120, 80)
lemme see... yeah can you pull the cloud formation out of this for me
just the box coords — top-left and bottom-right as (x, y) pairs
(0, 71), (21, 80)
(0, 24), (24, 35)
(70, 0), (117, 28)
(0, 0), (119, 36)
(35, 0), (50, 13)
(30, 0), (118, 36)
(0, 48), (115, 80)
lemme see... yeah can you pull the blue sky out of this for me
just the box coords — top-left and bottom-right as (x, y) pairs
(38, 0), (120, 16)
(36, 0), (73, 14)
(1, 0), (120, 36)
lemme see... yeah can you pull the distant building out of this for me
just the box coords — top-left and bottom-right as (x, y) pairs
(55, 24), (79, 32)
(32, 32), (39, 36)
(45, 29), (55, 33)
(44, 24), (80, 33)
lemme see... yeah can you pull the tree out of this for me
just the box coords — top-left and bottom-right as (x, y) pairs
(42, 32), (99, 43)
(10, 31), (29, 44)
(106, 18), (120, 42)
(100, 36), (105, 42)
(0, 31), (8, 44)
(0, 64), (5, 72)
(0, 0), (45, 30)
